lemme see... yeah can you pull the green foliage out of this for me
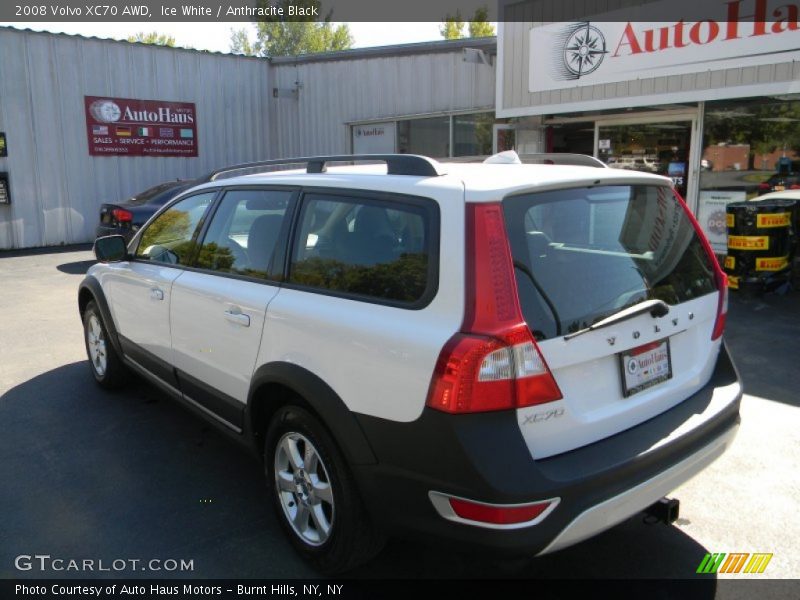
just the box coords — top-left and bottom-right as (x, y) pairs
(473, 113), (494, 155)
(140, 210), (190, 249)
(126, 31), (176, 46)
(291, 253), (429, 302)
(229, 28), (256, 55)
(468, 7), (495, 38)
(440, 12), (465, 40)
(440, 6), (495, 39)
(228, 0), (352, 57)
(704, 100), (800, 169)
(196, 242), (235, 271)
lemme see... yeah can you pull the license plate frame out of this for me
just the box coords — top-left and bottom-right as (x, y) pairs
(618, 338), (673, 398)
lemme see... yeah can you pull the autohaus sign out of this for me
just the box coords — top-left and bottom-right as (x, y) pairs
(529, 0), (800, 92)
(84, 95), (198, 157)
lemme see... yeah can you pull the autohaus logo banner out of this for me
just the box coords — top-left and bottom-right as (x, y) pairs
(84, 95), (198, 157)
(529, 0), (800, 93)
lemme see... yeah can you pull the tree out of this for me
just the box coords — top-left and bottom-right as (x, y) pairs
(440, 6), (495, 40)
(704, 100), (800, 169)
(126, 31), (176, 46)
(440, 12), (465, 40)
(229, 0), (352, 57)
(229, 28), (255, 56)
(468, 7), (495, 38)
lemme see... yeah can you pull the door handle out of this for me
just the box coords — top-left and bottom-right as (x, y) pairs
(150, 288), (164, 301)
(224, 310), (250, 327)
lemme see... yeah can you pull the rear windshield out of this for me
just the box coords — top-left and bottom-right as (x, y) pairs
(503, 185), (717, 340)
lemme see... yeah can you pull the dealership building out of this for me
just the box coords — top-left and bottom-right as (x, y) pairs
(1, 0), (799, 251)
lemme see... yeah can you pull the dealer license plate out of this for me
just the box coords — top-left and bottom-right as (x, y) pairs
(619, 339), (672, 397)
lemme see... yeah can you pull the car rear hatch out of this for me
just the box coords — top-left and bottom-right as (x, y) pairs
(503, 183), (726, 459)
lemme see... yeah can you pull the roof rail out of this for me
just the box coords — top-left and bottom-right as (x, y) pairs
(204, 154), (443, 181)
(517, 153), (608, 168)
(442, 152), (607, 168)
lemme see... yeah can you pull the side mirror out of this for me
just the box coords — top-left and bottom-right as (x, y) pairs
(94, 235), (128, 263)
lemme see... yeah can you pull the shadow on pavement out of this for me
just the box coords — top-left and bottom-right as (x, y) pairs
(726, 290), (800, 407)
(0, 361), (313, 579)
(56, 259), (97, 275)
(0, 243), (92, 259)
(0, 362), (718, 584)
(351, 517), (718, 582)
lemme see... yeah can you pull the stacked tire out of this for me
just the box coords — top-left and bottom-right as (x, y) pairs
(724, 198), (796, 294)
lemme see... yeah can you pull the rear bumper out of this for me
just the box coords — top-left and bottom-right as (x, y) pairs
(538, 423), (736, 555)
(352, 343), (741, 555)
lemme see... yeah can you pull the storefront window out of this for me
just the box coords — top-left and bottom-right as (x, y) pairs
(597, 121), (692, 199)
(397, 117), (449, 157)
(392, 112), (496, 158)
(702, 97), (800, 188)
(698, 97), (800, 252)
(453, 112), (493, 156)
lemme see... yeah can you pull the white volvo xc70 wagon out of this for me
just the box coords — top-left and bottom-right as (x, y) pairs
(79, 153), (741, 573)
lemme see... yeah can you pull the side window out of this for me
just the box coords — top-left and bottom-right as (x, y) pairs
(194, 189), (293, 280)
(288, 193), (436, 305)
(135, 192), (215, 265)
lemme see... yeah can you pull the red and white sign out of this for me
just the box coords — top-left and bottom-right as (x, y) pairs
(529, 0), (800, 93)
(620, 339), (672, 397)
(85, 96), (198, 157)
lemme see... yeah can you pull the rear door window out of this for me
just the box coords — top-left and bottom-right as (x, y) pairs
(288, 192), (438, 306)
(503, 185), (717, 340)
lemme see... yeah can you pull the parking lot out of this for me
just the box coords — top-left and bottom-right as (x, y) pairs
(1, 247), (798, 586)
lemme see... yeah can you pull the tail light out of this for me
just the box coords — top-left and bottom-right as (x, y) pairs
(790, 184), (800, 190)
(758, 183), (770, 191)
(111, 208), (133, 223)
(426, 203), (562, 414)
(711, 278), (728, 341)
(671, 190), (728, 341)
(429, 491), (559, 528)
(445, 496), (557, 526)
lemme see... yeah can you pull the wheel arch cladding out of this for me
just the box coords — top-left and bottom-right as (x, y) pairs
(78, 276), (123, 356)
(248, 362), (378, 465)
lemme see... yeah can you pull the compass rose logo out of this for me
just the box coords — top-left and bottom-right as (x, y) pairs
(556, 23), (608, 80)
(89, 99), (122, 123)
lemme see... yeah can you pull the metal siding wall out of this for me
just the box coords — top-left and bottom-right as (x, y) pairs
(0, 30), (492, 250)
(0, 28), (271, 250)
(499, 0), (799, 116)
(271, 51), (496, 157)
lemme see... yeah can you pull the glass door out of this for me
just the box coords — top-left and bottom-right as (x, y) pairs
(595, 113), (700, 209)
(493, 124), (516, 154)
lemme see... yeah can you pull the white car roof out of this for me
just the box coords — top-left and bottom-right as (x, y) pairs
(190, 161), (672, 203)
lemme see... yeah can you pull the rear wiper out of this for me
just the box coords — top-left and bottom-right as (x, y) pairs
(563, 299), (670, 341)
(513, 260), (562, 337)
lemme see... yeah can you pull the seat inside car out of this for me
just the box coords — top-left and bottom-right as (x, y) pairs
(247, 214), (284, 274)
(344, 206), (396, 265)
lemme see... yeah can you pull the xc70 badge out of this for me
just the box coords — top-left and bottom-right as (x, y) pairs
(523, 408), (565, 425)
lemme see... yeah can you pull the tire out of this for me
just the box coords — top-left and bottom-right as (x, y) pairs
(265, 405), (385, 574)
(82, 300), (128, 389)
